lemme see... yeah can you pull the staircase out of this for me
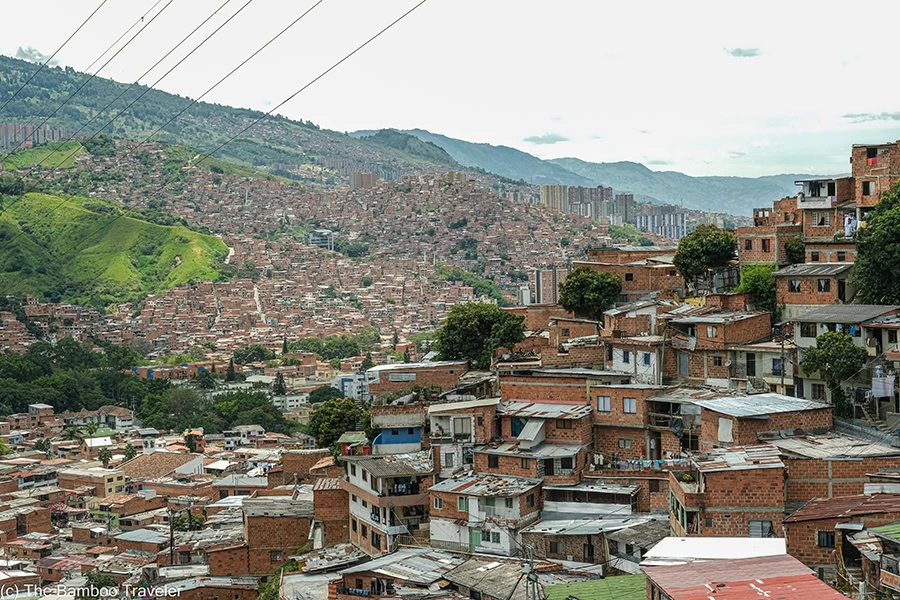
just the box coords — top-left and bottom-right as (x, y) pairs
(859, 403), (891, 433)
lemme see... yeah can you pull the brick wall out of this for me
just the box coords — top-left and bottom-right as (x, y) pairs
(594, 425), (646, 460)
(784, 456), (900, 501)
(349, 518), (389, 555)
(499, 375), (588, 404)
(314, 486), (349, 547)
(575, 262), (684, 301)
(736, 226), (777, 264)
(543, 415), (593, 445)
(700, 407), (832, 449)
(504, 305), (574, 331)
(20, 507), (51, 534)
(523, 532), (606, 563)
(587, 248), (675, 264)
(776, 275), (842, 308)
(603, 313), (651, 338)
(369, 365), (466, 398)
(178, 585), (258, 600)
(786, 512), (900, 569)
(541, 345), (606, 369)
(280, 449), (331, 485)
(591, 385), (657, 428)
(208, 544), (249, 577)
(245, 514), (312, 575)
(804, 242), (855, 263)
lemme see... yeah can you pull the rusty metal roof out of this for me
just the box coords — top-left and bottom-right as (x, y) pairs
(500, 401), (592, 419)
(693, 445), (784, 472)
(785, 493), (900, 523)
(642, 554), (846, 599)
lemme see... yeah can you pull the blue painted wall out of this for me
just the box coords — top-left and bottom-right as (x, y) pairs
(373, 427), (422, 446)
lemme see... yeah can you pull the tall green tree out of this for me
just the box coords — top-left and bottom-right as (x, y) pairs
(558, 268), (622, 320)
(307, 398), (365, 448)
(436, 303), (525, 369)
(97, 447), (113, 468)
(361, 353), (375, 371)
(226, 358), (236, 382)
(273, 372), (287, 396)
(800, 331), (868, 418)
(309, 385), (343, 404)
(123, 443), (138, 461)
(855, 183), (900, 304)
(673, 225), (737, 284)
(734, 265), (777, 314)
(784, 235), (805, 264)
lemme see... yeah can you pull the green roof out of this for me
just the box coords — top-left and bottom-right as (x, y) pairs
(83, 427), (117, 438)
(870, 521), (900, 542)
(545, 575), (646, 600)
(337, 432), (368, 446)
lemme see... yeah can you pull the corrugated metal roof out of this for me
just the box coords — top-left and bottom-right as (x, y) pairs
(762, 432), (900, 459)
(478, 441), (582, 458)
(773, 263), (853, 277)
(545, 575), (646, 600)
(428, 397), (500, 414)
(785, 494), (900, 523)
(693, 445), (784, 472)
(790, 304), (900, 324)
(643, 537), (786, 563)
(642, 554), (848, 599)
(500, 401), (592, 420)
(429, 472), (541, 496)
(340, 548), (464, 584)
(869, 521), (900, 543)
(353, 451), (434, 477)
(694, 393), (827, 418)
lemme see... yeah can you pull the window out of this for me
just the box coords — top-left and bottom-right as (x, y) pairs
(351, 519), (357, 532)
(458, 497), (468, 511)
(560, 457), (574, 470)
(890, 330), (898, 344)
(625, 273), (634, 282)
(789, 280), (802, 293)
(811, 383), (826, 401)
(549, 541), (563, 554)
(863, 181), (874, 196)
(837, 251), (846, 261)
(817, 531), (835, 548)
(818, 279), (831, 293)
(746, 352), (756, 377)
(597, 396), (611, 412)
(504, 497), (514, 509)
(444, 453), (454, 467)
(434, 497), (443, 509)
(556, 419), (573, 429)
(623, 397), (637, 414)
(828, 181), (836, 196)
(622, 350), (630, 364)
(814, 212), (831, 227)
(618, 438), (632, 449)
(372, 532), (382, 549)
(350, 464), (356, 476)
(762, 239), (771, 252)
(521, 458), (531, 469)
(477, 416), (484, 427)
(526, 494), (535, 508)
(744, 239), (753, 251)
(488, 455), (499, 468)
(749, 520), (774, 538)
(649, 479), (661, 493)
(407, 428), (414, 435)
(711, 355), (723, 367)
(800, 322), (817, 338)
(485, 497), (495, 507)
(643, 352), (651, 366)
(810, 251), (820, 262)
(491, 532), (500, 543)
(362, 500), (368, 508)
(561, 328), (570, 337)
(362, 471), (367, 482)
(391, 429), (399, 436)
(351, 494), (358, 503)
(772, 358), (783, 377)
(270, 551), (284, 563)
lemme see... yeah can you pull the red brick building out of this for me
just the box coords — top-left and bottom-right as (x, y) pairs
(366, 361), (469, 402)
(735, 198), (802, 265)
(774, 263), (854, 319)
(312, 478), (349, 548)
(573, 257), (685, 303)
(669, 445), (785, 538)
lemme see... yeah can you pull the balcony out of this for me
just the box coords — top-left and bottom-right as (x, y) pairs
(797, 194), (835, 210)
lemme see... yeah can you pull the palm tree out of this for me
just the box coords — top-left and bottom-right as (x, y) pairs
(84, 422), (99, 437)
(33, 438), (52, 459)
(62, 427), (84, 444)
(123, 443), (137, 462)
(97, 447), (113, 468)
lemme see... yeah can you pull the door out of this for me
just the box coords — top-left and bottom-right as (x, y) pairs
(838, 279), (846, 302)
(677, 352), (688, 377)
(469, 529), (481, 551)
(746, 353), (756, 377)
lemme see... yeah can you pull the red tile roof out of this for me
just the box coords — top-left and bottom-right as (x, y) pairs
(784, 494), (900, 523)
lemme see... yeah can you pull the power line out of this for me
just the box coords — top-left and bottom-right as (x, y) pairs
(0, 0), (177, 163)
(0, 0), (111, 115)
(1, 0), (251, 208)
(55, 0), (431, 272)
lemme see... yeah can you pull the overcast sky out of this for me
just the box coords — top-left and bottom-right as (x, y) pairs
(2, 0), (899, 177)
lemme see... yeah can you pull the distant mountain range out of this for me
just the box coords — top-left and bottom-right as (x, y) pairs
(352, 129), (820, 216)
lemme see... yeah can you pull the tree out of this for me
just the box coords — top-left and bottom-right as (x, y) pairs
(185, 433), (201, 453)
(63, 427), (84, 444)
(309, 385), (344, 404)
(436, 303), (525, 369)
(173, 512), (205, 531)
(194, 369), (216, 390)
(226, 358), (236, 382)
(362, 276), (373, 287)
(123, 443), (137, 461)
(785, 235), (805, 264)
(855, 183), (900, 304)
(392, 331), (399, 349)
(308, 398), (365, 448)
(97, 447), (113, 468)
(558, 268), (622, 320)
(233, 344), (275, 364)
(33, 438), (52, 458)
(273, 372), (287, 396)
(800, 331), (868, 418)
(0, 174), (25, 196)
(673, 225), (737, 284)
(361, 353), (374, 371)
(282, 337), (289, 354)
(84, 421), (99, 437)
(734, 265), (777, 314)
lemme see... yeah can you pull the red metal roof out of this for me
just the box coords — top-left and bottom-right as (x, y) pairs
(784, 493), (900, 523)
(643, 555), (846, 599)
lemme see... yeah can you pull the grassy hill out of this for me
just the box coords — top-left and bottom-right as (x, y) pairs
(0, 54), (459, 177)
(0, 193), (228, 305)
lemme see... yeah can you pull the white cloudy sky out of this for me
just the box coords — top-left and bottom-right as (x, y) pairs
(2, 0), (899, 177)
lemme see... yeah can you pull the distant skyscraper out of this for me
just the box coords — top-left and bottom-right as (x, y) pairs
(517, 285), (532, 306)
(349, 172), (377, 189)
(534, 266), (569, 304)
(540, 184), (570, 212)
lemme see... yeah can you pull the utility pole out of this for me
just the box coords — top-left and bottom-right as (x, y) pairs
(168, 507), (176, 565)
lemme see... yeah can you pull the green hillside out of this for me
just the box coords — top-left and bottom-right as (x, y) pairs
(0, 193), (228, 305)
(2, 141), (83, 170)
(0, 54), (459, 177)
